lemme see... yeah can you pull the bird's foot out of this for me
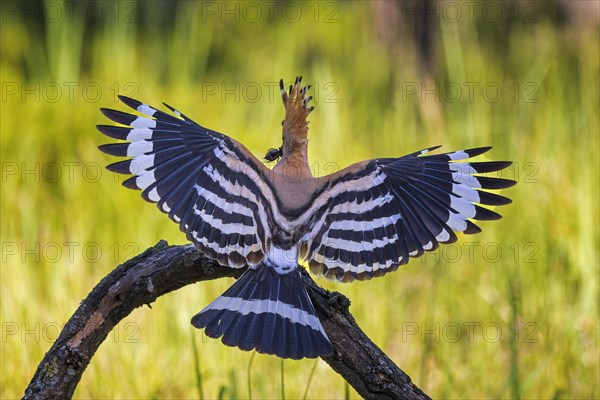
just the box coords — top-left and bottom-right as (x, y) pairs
(280, 76), (313, 111)
(279, 76), (313, 134)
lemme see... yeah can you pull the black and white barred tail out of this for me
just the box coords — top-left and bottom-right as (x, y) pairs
(191, 265), (333, 359)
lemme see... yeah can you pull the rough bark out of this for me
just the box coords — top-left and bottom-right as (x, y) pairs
(24, 241), (430, 400)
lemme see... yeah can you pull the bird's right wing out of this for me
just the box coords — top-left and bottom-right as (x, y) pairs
(302, 146), (516, 281)
(98, 96), (276, 267)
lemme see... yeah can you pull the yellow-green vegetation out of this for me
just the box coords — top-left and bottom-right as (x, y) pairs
(1, 1), (598, 398)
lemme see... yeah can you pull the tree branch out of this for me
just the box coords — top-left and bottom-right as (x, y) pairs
(24, 241), (430, 400)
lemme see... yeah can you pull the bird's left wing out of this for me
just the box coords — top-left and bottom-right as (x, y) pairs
(98, 96), (274, 267)
(302, 146), (516, 281)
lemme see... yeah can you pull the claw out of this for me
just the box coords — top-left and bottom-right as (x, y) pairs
(302, 96), (313, 107)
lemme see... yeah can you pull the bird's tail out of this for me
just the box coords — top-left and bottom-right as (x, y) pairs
(191, 265), (332, 359)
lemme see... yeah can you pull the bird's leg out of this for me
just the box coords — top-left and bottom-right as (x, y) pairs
(265, 77), (313, 164)
(275, 76), (313, 176)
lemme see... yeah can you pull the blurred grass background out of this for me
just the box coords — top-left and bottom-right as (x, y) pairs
(1, 1), (598, 398)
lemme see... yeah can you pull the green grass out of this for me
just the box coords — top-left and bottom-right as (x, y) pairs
(1, 1), (598, 398)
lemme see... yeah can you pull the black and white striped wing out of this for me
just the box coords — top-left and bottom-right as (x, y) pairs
(98, 96), (272, 267)
(303, 146), (515, 281)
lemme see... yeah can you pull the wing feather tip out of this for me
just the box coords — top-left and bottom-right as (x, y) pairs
(464, 220), (482, 234)
(98, 143), (127, 156)
(118, 95), (141, 109)
(122, 176), (141, 190)
(474, 205), (503, 221)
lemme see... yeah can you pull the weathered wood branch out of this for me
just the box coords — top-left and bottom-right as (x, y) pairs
(24, 241), (430, 400)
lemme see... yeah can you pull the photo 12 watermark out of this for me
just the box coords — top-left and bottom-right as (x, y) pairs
(1, 81), (139, 104)
(2, 161), (107, 185)
(401, 1), (540, 24)
(1, 1), (138, 24)
(1, 321), (139, 344)
(417, 241), (540, 265)
(198, 1), (339, 24)
(399, 81), (539, 104)
(2, 241), (141, 265)
(400, 321), (540, 344)
(199, 80), (339, 104)
(0, 160), (346, 185)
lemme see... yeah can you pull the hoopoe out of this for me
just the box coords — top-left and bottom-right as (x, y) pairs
(98, 77), (515, 359)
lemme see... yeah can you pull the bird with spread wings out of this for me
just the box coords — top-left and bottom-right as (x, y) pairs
(98, 77), (515, 359)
